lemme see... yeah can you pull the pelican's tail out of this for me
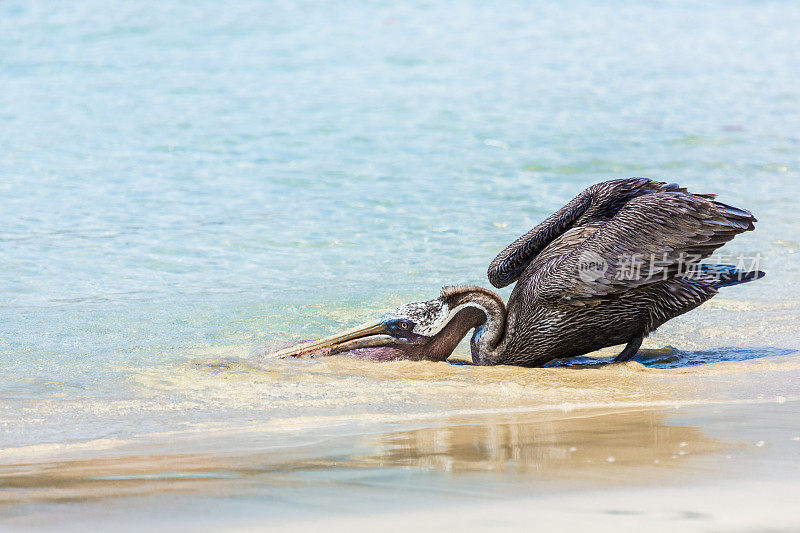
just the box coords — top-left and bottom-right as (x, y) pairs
(697, 263), (766, 288)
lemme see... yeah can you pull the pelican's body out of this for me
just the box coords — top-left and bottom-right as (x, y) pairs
(270, 178), (763, 367)
(478, 178), (763, 366)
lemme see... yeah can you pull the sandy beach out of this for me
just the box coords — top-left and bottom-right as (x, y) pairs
(3, 400), (799, 531)
(3, 351), (800, 531)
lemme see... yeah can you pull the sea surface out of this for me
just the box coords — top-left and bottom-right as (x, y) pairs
(1, 1), (799, 530)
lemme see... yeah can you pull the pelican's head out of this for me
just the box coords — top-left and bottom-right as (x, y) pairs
(267, 286), (505, 362)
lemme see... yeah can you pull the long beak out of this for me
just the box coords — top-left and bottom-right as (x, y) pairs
(266, 321), (392, 359)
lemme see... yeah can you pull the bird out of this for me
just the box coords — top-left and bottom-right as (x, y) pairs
(269, 178), (764, 366)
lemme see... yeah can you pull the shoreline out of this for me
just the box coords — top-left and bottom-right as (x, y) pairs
(2, 399), (799, 530)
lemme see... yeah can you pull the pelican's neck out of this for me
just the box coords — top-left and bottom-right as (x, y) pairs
(438, 286), (507, 365)
(467, 301), (506, 366)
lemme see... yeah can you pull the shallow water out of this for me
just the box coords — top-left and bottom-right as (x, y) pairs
(2, 0), (800, 529)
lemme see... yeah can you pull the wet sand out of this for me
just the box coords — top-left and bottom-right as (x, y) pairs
(2, 376), (799, 531)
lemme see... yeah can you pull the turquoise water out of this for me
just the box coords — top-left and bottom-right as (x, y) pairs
(2, 1), (800, 453)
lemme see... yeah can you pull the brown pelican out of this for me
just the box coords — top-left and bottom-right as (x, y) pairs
(269, 178), (764, 366)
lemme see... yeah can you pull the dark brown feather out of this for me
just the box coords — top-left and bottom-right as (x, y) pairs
(478, 178), (761, 367)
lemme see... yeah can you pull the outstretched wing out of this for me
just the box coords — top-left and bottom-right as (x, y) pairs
(487, 178), (686, 288)
(531, 191), (756, 305)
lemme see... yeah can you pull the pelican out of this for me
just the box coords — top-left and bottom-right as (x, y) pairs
(269, 178), (764, 366)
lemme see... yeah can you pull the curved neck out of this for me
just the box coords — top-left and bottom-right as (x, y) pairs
(423, 305), (487, 362)
(437, 286), (507, 365)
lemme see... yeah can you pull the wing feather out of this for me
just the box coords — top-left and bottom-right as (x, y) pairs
(487, 178), (684, 288)
(532, 192), (756, 304)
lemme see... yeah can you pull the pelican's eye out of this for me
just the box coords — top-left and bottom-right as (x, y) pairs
(386, 318), (415, 335)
